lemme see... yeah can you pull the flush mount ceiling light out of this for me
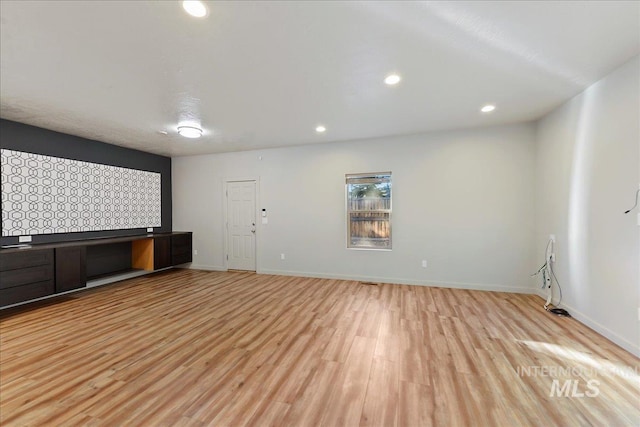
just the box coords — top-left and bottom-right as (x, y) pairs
(177, 125), (203, 138)
(182, 1), (208, 18)
(384, 74), (401, 85)
(481, 104), (496, 113)
(315, 125), (326, 133)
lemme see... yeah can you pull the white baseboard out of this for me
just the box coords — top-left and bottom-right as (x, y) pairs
(258, 268), (532, 294)
(188, 264), (227, 272)
(533, 290), (640, 358)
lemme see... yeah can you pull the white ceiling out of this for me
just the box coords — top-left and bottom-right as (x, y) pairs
(1, 1), (639, 157)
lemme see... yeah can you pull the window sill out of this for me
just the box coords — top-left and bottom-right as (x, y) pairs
(346, 247), (392, 251)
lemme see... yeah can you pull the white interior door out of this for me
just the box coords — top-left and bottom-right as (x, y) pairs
(226, 180), (256, 271)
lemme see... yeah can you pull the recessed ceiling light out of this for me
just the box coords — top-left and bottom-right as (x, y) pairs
(481, 104), (496, 113)
(158, 130), (168, 135)
(315, 125), (326, 133)
(384, 74), (401, 85)
(177, 125), (203, 138)
(182, 1), (208, 18)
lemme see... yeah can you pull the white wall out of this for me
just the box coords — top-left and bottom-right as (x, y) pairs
(173, 123), (535, 292)
(535, 56), (640, 356)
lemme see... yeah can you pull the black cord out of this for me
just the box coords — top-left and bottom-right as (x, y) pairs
(532, 261), (547, 277)
(549, 307), (570, 316)
(624, 189), (640, 214)
(547, 257), (570, 317)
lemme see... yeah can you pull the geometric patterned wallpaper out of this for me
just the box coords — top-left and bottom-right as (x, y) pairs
(1, 149), (161, 237)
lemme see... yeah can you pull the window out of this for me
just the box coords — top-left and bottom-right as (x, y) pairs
(346, 172), (392, 249)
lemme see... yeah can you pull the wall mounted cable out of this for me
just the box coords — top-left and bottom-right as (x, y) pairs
(532, 238), (570, 317)
(624, 189), (639, 214)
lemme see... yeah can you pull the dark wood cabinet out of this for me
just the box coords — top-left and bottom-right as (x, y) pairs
(0, 249), (53, 271)
(1, 264), (53, 288)
(1, 232), (192, 309)
(0, 249), (54, 306)
(171, 233), (192, 265)
(55, 246), (87, 293)
(153, 236), (172, 270)
(132, 233), (192, 271)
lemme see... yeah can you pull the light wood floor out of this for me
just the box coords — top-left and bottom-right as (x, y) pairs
(1, 269), (638, 426)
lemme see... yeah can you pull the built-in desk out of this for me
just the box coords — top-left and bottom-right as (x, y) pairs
(0, 232), (192, 309)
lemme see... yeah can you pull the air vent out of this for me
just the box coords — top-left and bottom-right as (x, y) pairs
(359, 281), (379, 286)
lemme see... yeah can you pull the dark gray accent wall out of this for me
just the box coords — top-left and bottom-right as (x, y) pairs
(0, 119), (172, 245)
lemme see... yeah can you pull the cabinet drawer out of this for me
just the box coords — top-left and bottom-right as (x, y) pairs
(171, 234), (192, 265)
(0, 280), (55, 306)
(0, 264), (54, 289)
(0, 249), (54, 271)
(172, 245), (191, 256)
(171, 234), (192, 253)
(172, 252), (192, 265)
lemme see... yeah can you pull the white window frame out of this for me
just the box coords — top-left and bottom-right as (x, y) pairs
(346, 172), (392, 250)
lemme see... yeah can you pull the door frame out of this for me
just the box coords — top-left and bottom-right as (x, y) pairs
(223, 177), (260, 272)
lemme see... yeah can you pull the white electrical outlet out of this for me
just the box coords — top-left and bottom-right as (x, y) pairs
(421, 260), (428, 268)
(281, 253), (285, 260)
(18, 235), (32, 243)
(194, 250), (198, 256)
(549, 234), (556, 242)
